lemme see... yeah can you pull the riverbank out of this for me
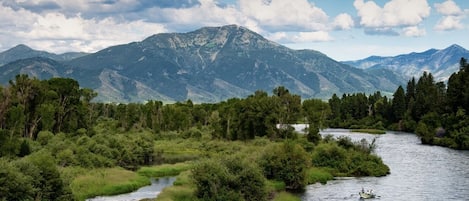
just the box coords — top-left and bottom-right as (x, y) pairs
(147, 134), (388, 201)
(60, 128), (388, 201)
(140, 167), (330, 201)
(62, 163), (191, 201)
(350, 128), (386, 134)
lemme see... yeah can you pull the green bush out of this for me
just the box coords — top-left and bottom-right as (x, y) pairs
(191, 156), (267, 201)
(416, 121), (434, 144)
(18, 139), (31, 157)
(311, 142), (348, 172)
(37, 130), (54, 145)
(259, 141), (310, 191)
(0, 158), (35, 201)
(28, 151), (74, 200)
(306, 167), (333, 184)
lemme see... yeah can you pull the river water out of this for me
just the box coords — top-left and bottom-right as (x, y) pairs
(301, 129), (469, 201)
(86, 177), (175, 201)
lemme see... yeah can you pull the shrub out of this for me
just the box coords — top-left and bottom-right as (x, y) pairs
(18, 139), (31, 157)
(191, 156), (267, 201)
(37, 131), (54, 145)
(0, 158), (34, 201)
(306, 167), (333, 184)
(311, 142), (348, 172)
(259, 141), (310, 191)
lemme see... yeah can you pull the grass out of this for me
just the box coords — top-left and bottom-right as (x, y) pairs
(154, 171), (195, 201)
(137, 162), (192, 178)
(350, 128), (386, 134)
(64, 163), (193, 201)
(172, 171), (192, 186)
(66, 167), (151, 201)
(266, 180), (301, 201)
(266, 180), (286, 192)
(272, 191), (301, 201)
(154, 185), (195, 201)
(154, 140), (203, 164)
(306, 167), (334, 184)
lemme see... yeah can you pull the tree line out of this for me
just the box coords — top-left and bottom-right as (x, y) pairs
(328, 58), (469, 149)
(1, 58), (468, 158)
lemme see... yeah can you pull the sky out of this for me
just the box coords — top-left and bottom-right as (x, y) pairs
(0, 0), (468, 61)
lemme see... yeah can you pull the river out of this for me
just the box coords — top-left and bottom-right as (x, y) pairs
(86, 177), (175, 201)
(301, 129), (469, 201)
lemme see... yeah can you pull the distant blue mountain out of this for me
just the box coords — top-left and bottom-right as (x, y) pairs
(0, 44), (88, 66)
(343, 44), (469, 82)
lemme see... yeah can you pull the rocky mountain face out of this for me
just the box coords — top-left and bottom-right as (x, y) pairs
(1, 25), (404, 103)
(344, 44), (469, 82)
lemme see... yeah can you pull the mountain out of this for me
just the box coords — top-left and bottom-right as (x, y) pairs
(0, 57), (68, 84)
(343, 44), (469, 82)
(0, 44), (88, 66)
(0, 25), (403, 103)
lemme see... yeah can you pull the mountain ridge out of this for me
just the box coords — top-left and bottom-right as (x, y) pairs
(344, 44), (469, 82)
(0, 25), (440, 103)
(0, 44), (88, 66)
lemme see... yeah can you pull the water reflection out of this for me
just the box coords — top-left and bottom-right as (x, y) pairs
(86, 177), (176, 201)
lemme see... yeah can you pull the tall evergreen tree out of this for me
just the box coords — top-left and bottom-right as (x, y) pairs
(414, 72), (437, 121)
(392, 86), (406, 121)
(447, 58), (469, 112)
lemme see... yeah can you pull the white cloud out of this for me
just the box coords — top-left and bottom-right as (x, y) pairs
(239, 0), (329, 31)
(333, 13), (354, 30)
(434, 15), (464, 31)
(402, 26), (426, 37)
(267, 31), (332, 43)
(145, 0), (340, 43)
(1, 0), (344, 53)
(353, 0), (431, 28)
(293, 31), (332, 42)
(148, 0), (261, 32)
(0, 3), (167, 53)
(433, 0), (466, 31)
(266, 32), (289, 42)
(434, 0), (463, 15)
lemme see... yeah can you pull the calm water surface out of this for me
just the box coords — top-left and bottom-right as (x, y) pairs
(301, 129), (469, 201)
(86, 177), (175, 201)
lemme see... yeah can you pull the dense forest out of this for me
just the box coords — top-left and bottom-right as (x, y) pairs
(328, 58), (469, 149)
(0, 58), (467, 201)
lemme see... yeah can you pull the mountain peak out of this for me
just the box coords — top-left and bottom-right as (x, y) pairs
(448, 44), (463, 49)
(445, 44), (466, 52)
(7, 44), (34, 53)
(195, 24), (248, 32)
(191, 24), (262, 39)
(220, 24), (242, 29)
(0, 44), (87, 66)
(140, 24), (278, 51)
(12, 44), (32, 50)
